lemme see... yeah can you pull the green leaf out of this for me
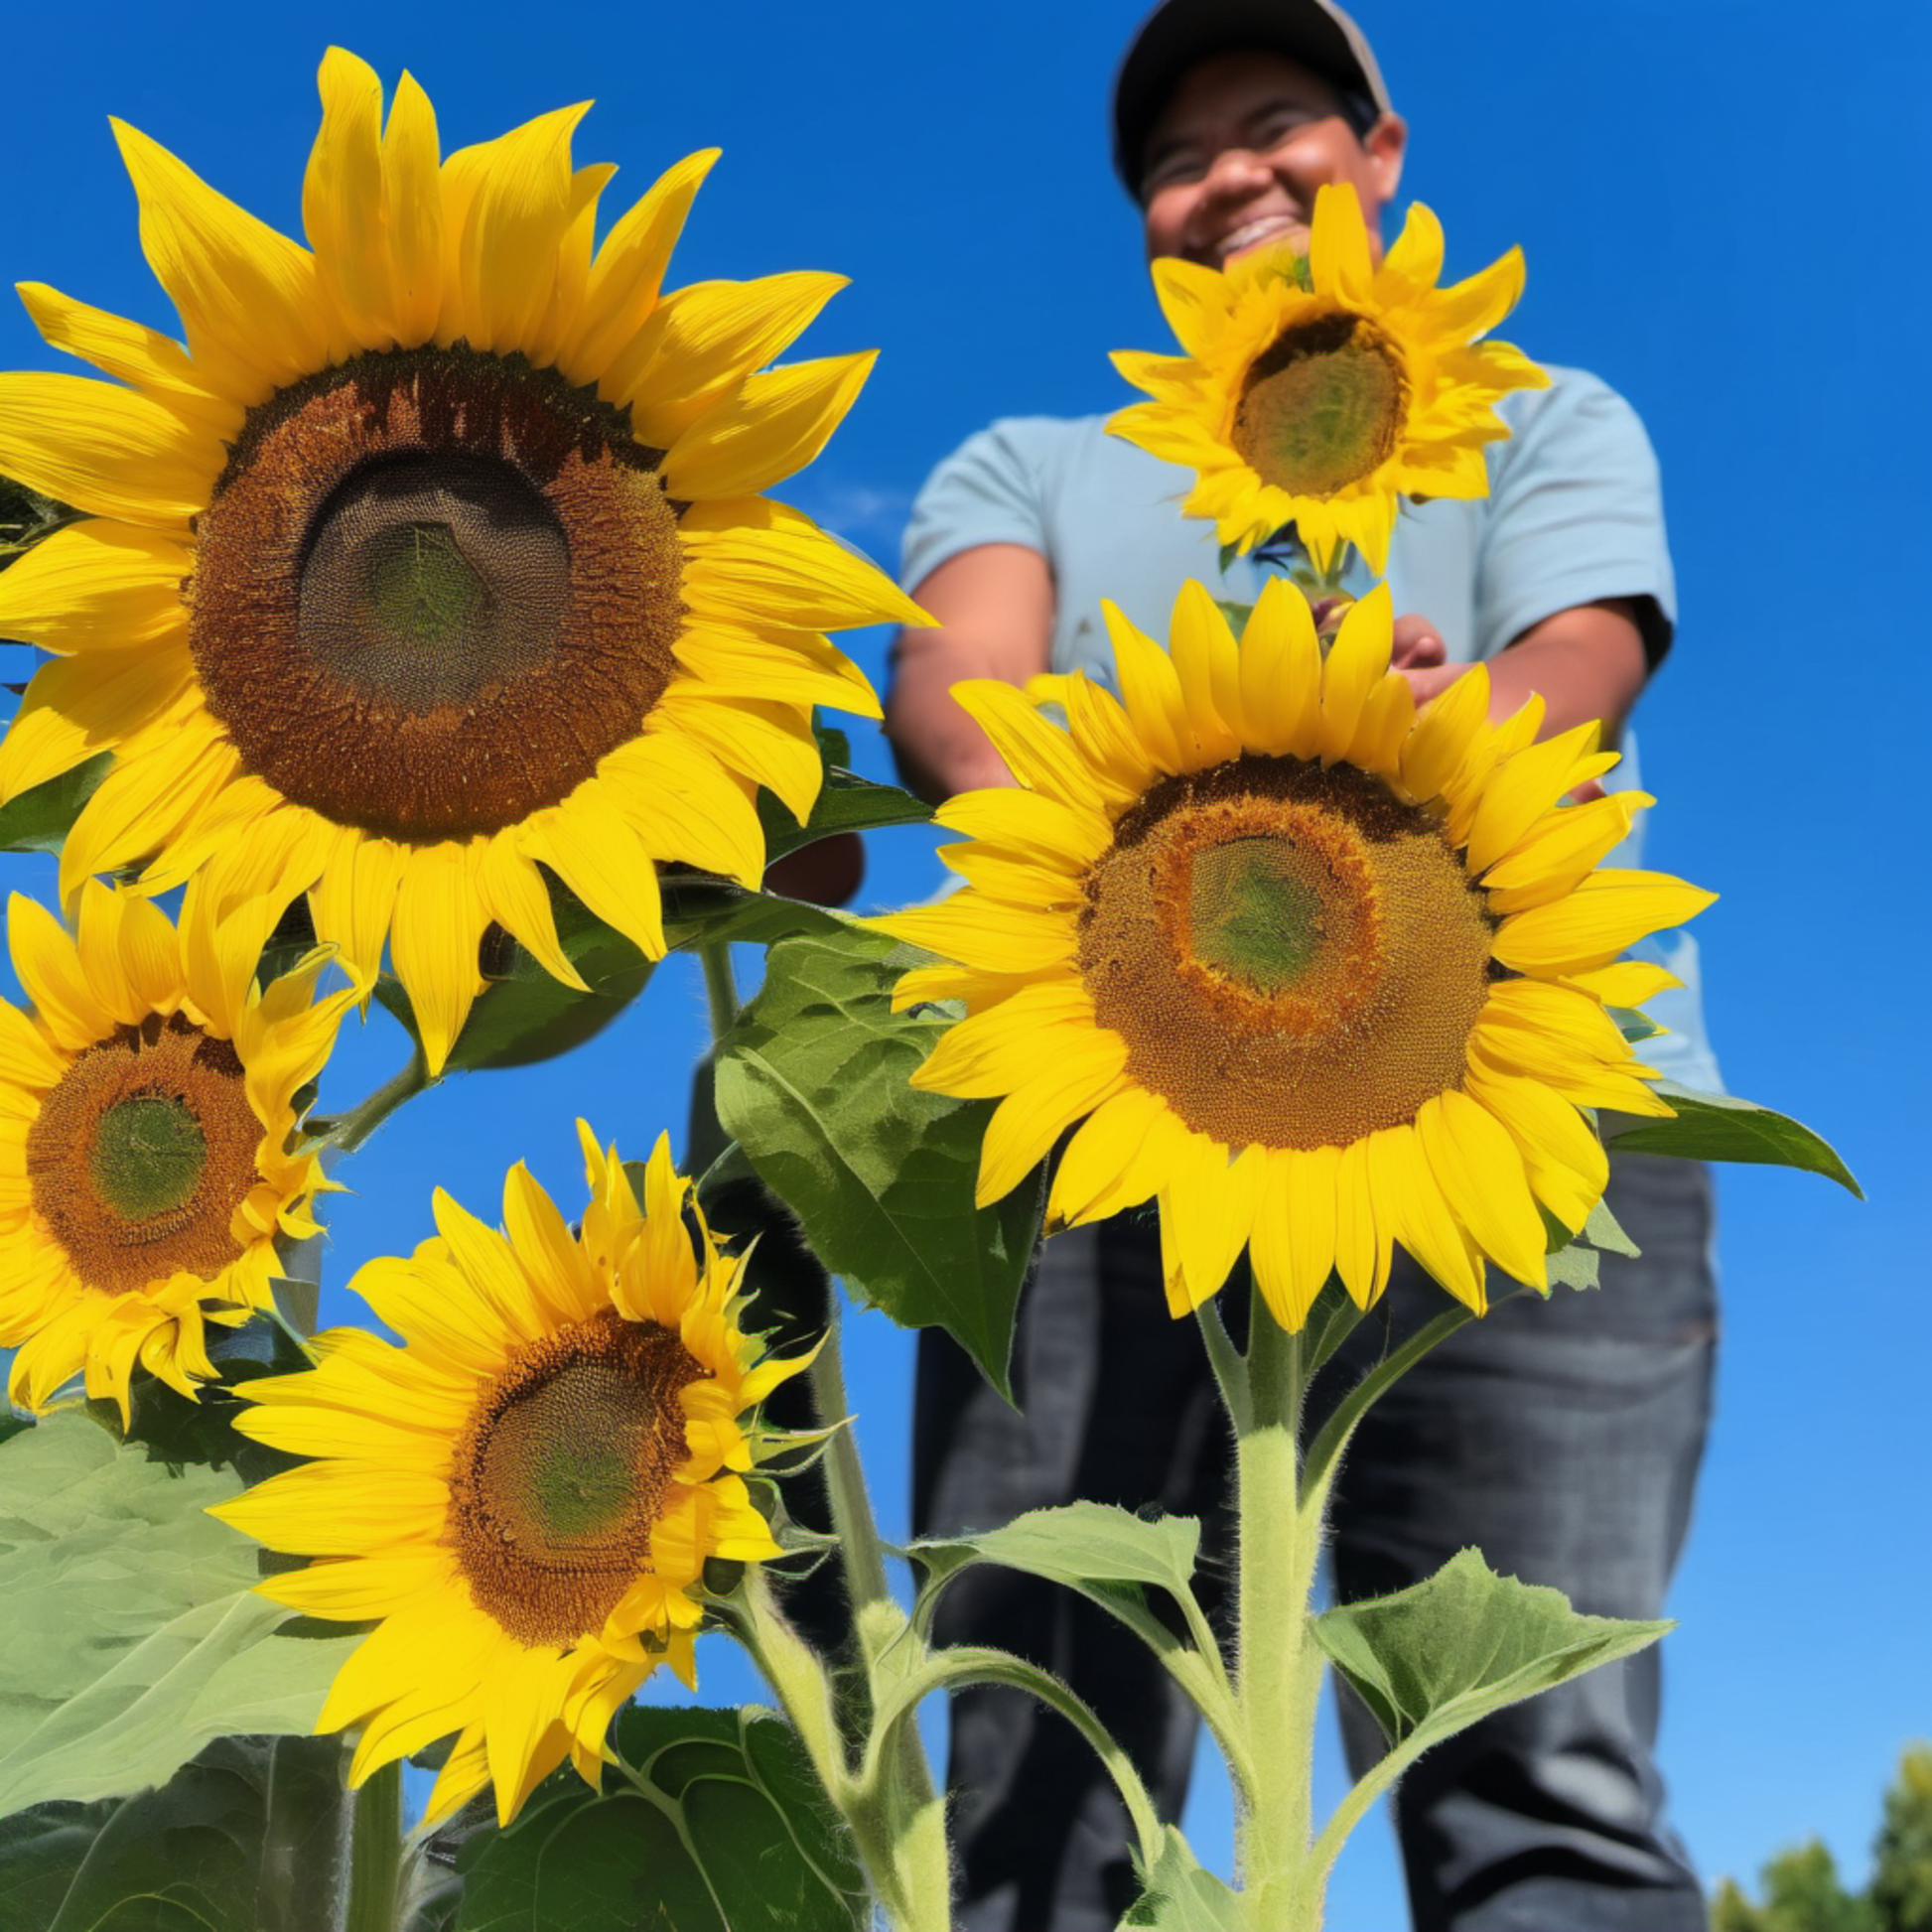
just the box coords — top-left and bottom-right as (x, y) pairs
(376, 877), (654, 1073)
(758, 723), (932, 860)
(1118, 1827), (1243, 1930)
(713, 926), (1044, 1398)
(662, 878), (856, 953)
(0, 1415), (359, 1817)
(454, 1706), (865, 1932)
(1212, 600), (1256, 634)
(913, 1502), (1200, 1605)
(0, 757), (110, 857)
(1311, 1547), (1670, 1756)
(0, 480), (78, 573)
(1582, 1193), (1640, 1258)
(1601, 1082), (1862, 1197)
(1609, 1004), (1664, 1044)
(0, 1735), (349, 1932)
(1544, 1242), (1599, 1292)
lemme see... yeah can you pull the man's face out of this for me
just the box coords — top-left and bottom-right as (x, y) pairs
(1140, 50), (1407, 269)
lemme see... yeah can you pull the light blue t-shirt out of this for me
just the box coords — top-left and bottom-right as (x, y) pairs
(899, 367), (1720, 1090)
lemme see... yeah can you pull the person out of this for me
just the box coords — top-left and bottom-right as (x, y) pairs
(883, 5), (1723, 1929)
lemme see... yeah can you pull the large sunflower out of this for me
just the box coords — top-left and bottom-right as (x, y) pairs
(881, 581), (1714, 1325)
(211, 1127), (801, 1827)
(0, 51), (919, 1072)
(1109, 184), (1548, 573)
(0, 881), (352, 1422)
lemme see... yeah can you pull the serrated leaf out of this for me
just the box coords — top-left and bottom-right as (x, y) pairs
(454, 1706), (864, 1932)
(1544, 1241), (1600, 1292)
(713, 926), (1043, 1398)
(0, 1735), (349, 1932)
(0, 1416), (359, 1817)
(758, 722), (931, 860)
(0, 757), (110, 856)
(1582, 1193), (1640, 1258)
(1311, 1548), (1669, 1757)
(1118, 1827), (1243, 1930)
(662, 877), (855, 952)
(1602, 1082), (1862, 1196)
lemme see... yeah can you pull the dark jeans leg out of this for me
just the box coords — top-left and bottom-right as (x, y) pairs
(1322, 1153), (1719, 1932)
(913, 1217), (1233, 1932)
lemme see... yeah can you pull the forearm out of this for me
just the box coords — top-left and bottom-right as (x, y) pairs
(1404, 599), (1652, 745)
(885, 634), (1025, 805)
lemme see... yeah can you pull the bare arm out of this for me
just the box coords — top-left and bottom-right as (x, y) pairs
(1400, 598), (1652, 742)
(884, 543), (1055, 805)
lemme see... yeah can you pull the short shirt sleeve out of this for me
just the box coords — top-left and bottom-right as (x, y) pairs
(1475, 371), (1677, 667)
(899, 420), (1049, 596)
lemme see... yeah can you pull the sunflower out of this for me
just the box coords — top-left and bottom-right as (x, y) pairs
(210, 1126), (802, 1827)
(0, 881), (352, 1422)
(0, 51), (919, 1074)
(879, 581), (1714, 1325)
(1109, 184), (1549, 574)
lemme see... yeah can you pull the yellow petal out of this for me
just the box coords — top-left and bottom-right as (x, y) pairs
(524, 796), (666, 960)
(1101, 600), (1188, 772)
(611, 272), (847, 437)
(111, 117), (331, 403)
(308, 831), (406, 993)
(0, 519), (191, 656)
(1309, 182), (1376, 300)
(1417, 1091), (1548, 1291)
(449, 103), (589, 353)
(380, 70), (445, 347)
(0, 642), (194, 802)
(681, 522), (924, 630)
(1332, 1136), (1390, 1310)
(1248, 1144), (1338, 1331)
(0, 372), (217, 525)
(16, 283), (240, 438)
(978, 1046), (1129, 1205)
(1463, 721), (1604, 877)
(563, 148), (720, 384)
(1398, 663), (1491, 803)
(1238, 576), (1324, 759)
(1316, 584), (1394, 764)
(1368, 1124), (1486, 1312)
(7, 893), (106, 1050)
(1494, 871), (1717, 977)
(1167, 580), (1246, 759)
(1158, 1138), (1261, 1315)
(305, 49), (394, 348)
(388, 844), (486, 1076)
(598, 733), (763, 884)
(1461, 1065), (1608, 1234)
(950, 680), (1102, 809)
(661, 351), (874, 501)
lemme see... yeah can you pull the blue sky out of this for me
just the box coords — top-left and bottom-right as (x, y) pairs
(1, 1), (1926, 1920)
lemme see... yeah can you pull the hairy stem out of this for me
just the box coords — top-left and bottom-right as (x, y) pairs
(697, 934), (740, 1041)
(341, 1759), (402, 1932)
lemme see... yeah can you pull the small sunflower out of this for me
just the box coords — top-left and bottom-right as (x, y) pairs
(211, 1127), (802, 1827)
(0, 50), (919, 1073)
(1109, 184), (1549, 573)
(0, 881), (352, 1422)
(880, 581), (1714, 1325)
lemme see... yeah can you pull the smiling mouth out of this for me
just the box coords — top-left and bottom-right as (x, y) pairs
(1216, 212), (1308, 262)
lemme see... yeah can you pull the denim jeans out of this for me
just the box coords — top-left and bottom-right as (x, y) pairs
(912, 1152), (1719, 1932)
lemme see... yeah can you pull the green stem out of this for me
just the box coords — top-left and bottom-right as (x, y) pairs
(1195, 1296), (1251, 1433)
(1301, 1306), (1474, 1505)
(1234, 1295), (1328, 1929)
(342, 1760), (402, 1932)
(697, 935), (740, 1041)
(806, 1308), (895, 1625)
(869, 1646), (1165, 1879)
(329, 1049), (432, 1157)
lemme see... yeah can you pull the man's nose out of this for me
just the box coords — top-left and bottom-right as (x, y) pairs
(1199, 145), (1274, 202)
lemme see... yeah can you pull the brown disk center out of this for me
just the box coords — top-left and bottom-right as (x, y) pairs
(190, 346), (686, 843)
(1077, 757), (1494, 1150)
(447, 1311), (708, 1649)
(1232, 312), (1407, 498)
(25, 1013), (263, 1295)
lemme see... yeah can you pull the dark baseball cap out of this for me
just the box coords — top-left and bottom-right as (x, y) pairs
(1113, 0), (1394, 198)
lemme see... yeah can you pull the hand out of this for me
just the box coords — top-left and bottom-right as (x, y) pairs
(1390, 613), (1466, 707)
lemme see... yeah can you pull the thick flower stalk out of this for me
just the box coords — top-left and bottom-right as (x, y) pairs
(1110, 184), (1547, 571)
(0, 48), (920, 1073)
(212, 1127), (805, 1828)
(882, 579), (1714, 1324)
(0, 880), (353, 1422)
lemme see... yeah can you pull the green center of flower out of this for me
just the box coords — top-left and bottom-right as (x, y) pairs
(89, 1093), (208, 1222)
(484, 1362), (659, 1547)
(1187, 836), (1326, 996)
(1233, 313), (1407, 499)
(449, 1312), (713, 1648)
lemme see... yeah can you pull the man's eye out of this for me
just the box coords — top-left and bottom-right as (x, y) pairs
(1144, 154), (1204, 192)
(1260, 113), (1319, 149)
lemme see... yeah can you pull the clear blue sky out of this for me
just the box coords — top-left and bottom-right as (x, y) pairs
(2, 2), (1925, 1920)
